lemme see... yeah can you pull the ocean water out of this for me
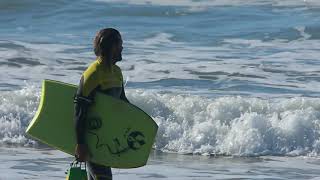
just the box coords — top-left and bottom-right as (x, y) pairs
(2, 0), (320, 179)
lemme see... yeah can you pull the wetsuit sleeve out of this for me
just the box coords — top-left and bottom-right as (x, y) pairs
(74, 72), (99, 144)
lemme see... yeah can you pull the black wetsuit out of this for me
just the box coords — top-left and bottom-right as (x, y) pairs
(74, 57), (129, 180)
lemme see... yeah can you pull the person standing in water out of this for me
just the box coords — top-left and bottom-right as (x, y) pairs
(73, 28), (130, 180)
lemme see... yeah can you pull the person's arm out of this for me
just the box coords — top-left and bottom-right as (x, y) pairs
(74, 75), (94, 144)
(73, 72), (99, 161)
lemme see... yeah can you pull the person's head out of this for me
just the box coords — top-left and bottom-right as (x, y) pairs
(93, 28), (123, 64)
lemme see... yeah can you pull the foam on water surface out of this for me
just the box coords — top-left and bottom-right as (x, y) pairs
(2, 85), (320, 157)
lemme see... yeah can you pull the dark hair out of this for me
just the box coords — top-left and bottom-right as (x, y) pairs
(93, 28), (121, 59)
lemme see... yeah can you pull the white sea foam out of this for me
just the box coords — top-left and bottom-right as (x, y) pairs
(2, 84), (320, 156)
(128, 89), (320, 156)
(0, 83), (39, 146)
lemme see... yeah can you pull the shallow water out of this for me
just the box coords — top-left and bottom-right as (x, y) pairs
(1, 147), (320, 179)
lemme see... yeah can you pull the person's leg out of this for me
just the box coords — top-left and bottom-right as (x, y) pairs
(86, 161), (112, 180)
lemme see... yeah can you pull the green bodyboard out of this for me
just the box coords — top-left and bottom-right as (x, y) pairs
(26, 79), (158, 168)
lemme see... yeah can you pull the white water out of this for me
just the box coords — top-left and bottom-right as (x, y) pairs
(2, 85), (320, 157)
